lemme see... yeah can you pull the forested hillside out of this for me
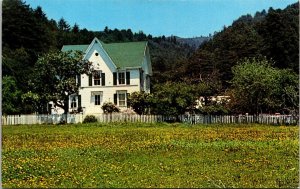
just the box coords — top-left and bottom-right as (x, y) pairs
(2, 0), (298, 115)
(183, 3), (299, 88)
(2, 0), (194, 114)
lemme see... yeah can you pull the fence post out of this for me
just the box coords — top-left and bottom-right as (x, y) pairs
(13, 115), (15, 125)
(2, 116), (6, 125)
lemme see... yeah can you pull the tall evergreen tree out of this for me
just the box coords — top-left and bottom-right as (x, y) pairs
(58, 17), (70, 31)
(258, 4), (299, 72)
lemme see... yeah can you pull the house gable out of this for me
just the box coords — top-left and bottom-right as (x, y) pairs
(61, 38), (149, 70)
(84, 38), (117, 72)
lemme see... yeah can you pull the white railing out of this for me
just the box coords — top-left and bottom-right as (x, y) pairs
(1, 113), (298, 126)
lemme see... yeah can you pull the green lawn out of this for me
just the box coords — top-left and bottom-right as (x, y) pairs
(2, 123), (299, 188)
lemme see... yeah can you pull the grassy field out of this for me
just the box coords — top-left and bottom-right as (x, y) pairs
(2, 122), (299, 188)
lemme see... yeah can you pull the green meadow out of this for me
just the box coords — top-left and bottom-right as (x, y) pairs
(2, 123), (299, 188)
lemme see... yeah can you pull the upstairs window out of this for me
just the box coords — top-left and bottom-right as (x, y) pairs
(94, 71), (101, 85)
(118, 72), (125, 85)
(114, 71), (130, 85)
(89, 71), (105, 86)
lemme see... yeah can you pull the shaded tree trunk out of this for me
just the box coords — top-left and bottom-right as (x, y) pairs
(63, 97), (69, 114)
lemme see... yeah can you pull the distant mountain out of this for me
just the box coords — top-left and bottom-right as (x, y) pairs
(175, 36), (212, 48)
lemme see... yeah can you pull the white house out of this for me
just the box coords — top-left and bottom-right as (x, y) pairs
(51, 38), (152, 114)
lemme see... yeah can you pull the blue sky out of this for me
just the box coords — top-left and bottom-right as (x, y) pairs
(25, 0), (296, 38)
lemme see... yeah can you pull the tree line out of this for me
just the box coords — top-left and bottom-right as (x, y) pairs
(2, 0), (299, 116)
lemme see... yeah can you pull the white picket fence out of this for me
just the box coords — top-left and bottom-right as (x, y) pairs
(95, 113), (162, 123)
(1, 113), (298, 126)
(1, 114), (83, 125)
(178, 114), (298, 125)
(1, 113), (160, 125)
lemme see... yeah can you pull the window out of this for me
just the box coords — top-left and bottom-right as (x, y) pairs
(119, 93), (126, 106)
(115, 90), (127, 107)
(95, 95), (101, 105)
(71, 97), (77, 108)
(92, 91), (102, 106)
(94, 71), (101, 85)
(113, 71), (130, 85)
(89, 71), (105, 86)
(118, 72), (125, 85)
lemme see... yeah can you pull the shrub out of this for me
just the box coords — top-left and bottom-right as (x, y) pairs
(101, 102), (120, 113)
(83, 115), (98, 123)
(127, 91), (152, 115)
(198, 104), (230, 115)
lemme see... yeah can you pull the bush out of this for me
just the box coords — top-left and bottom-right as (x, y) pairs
(198, 104), (230, 115)
(101, 102), (120, 113)
(83, 115), (98, 123)
(127, 91), (152, 115)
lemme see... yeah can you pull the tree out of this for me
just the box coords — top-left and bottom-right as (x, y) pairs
(135, 31), (147, 41)
(151, 82), (198, 117)
(58, 17), (70, 31)
(3, 0), (56, 52)
(72, 23), (80, 33)
(258, 4), (299, 72)
(188, 3), (298, 89)
(2, 76), (22, 115)
(34, 6), (47, 22)
(128, 91), (152, 115)
(104, 26), (110, 34)
(229, 57), (298, 115)
(126, 29), (133, 41)
(213, 22), (263, 86)
(2, 0), (60, 114)
(230, 58), (277, 114)
(2, 47), (32, 85)
(274, 69), (299, 114)
(183, 49), (217, 82)
(32, 50), (92, 114)
(21, 91), (42, 114)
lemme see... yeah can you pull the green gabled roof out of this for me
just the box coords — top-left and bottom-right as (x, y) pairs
(61, 41), (147, 69)
(102, 41), (147, 68)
